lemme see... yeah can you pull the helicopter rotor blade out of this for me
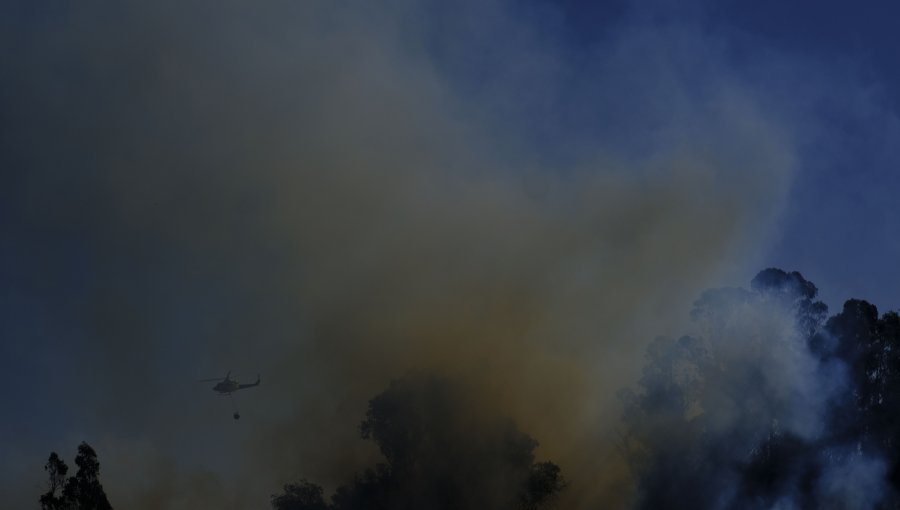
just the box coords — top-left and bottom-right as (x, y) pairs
(197, 378), (224, 382)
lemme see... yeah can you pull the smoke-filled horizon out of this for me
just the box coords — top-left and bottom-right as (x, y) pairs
(3, 1), (900, 509)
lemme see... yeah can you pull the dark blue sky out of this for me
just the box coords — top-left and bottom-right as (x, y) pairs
(708, 0), (900, 311)
(3, 1), (900, 507)
(525, 0), (900, 311)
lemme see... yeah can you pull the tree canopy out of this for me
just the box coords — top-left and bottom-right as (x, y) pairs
(40, 442), (112, 510)
(621, 268), (900, 509)
(272, 375), (564, 510)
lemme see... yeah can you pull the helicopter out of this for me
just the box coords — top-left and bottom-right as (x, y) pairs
(199, 371), (260, 419)
(199, 371), (260, 395)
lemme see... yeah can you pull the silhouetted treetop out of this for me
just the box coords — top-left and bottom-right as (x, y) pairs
(40, 442), (111, 510)
(751, 268), (818, 300)
(273, 375), (564, 510)
(40, 453), (69, 510)
(271, 480), (329, 510)
(622, 268), (900, 509)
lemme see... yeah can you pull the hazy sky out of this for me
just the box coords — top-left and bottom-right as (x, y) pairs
(3, 1), (900, 508)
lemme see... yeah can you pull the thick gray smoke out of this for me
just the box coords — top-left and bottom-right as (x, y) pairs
(621, 270), (898, 510)
(1, 1), (805, 508)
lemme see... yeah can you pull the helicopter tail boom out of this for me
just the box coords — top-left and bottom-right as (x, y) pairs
(238, 375), (260, 390)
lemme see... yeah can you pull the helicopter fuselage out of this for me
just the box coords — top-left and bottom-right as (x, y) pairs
(212, 375), (260, 395)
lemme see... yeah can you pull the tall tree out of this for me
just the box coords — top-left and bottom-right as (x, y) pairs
(39, 452), (69, 510)
(621, 269), (834, 509)
(622, 268), (900, 509)
(272, 375), (565, 510)
(40, 443), (112, 510)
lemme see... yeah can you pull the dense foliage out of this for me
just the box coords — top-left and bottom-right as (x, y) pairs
(272, 376), (564, 510)
(40, 442), (112, 510)
(621, 268), (900, 509)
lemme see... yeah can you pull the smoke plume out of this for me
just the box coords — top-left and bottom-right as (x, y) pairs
(622, 269), (900, 509)
(1, 1), (812, 508)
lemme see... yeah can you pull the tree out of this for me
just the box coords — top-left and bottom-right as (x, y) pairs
(750, 267), (828, 338)
(622, 268), (900, 509)
(521, 462), (565, 510)
(826, 301), (900, 493)
(272, 375), (564, 510)
(40, 442), (112, 510)
(621, 269), (835, 509)
(40, 453), (69, 510)
(271, 480), (329, 510)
